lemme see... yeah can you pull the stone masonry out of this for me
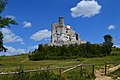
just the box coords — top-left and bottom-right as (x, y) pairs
(50, 17), (86, 46)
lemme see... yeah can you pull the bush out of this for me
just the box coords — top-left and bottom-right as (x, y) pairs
(28, 44), (112, 60)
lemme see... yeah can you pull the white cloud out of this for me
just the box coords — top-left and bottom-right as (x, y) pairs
(0, 46), (26, 56)
(1, 28), (24, 43)
(26, 45), (38, 53)
(108, 25), (115, 30)
(32, 45), (38, 49)
(23, 21), (32, 28)
(113, 45), (120, 48)
(6, 15), (15, 19)
(70, 0), (102, 18)
(30, 29), (51, 41)
(21, 42), (25, 45)
(29, 45), (38, 50)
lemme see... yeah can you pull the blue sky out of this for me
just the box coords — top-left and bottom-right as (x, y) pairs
(0, 0), (120, 55)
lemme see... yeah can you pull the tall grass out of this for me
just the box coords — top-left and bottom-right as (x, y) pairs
(62, 66), (95, 80)
(0, 65), (95, 80)
(108, 68), (120, 79)
(0, 66), (61, 80)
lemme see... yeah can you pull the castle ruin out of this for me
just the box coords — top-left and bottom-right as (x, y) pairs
(50, 17), (86, 46)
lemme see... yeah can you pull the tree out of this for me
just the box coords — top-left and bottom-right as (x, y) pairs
(103, 35), (113, 55)
(0, 31), (7, 52)
(103, 35), (113, 47)
(0, 0), (17, 52)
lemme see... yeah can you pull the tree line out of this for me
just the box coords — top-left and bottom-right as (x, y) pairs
(29, 35), (113, 61)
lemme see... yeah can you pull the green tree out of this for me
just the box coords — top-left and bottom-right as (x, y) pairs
(103, 35), (113, 47)
(0, 31), (7, 52)
(103, 35), (113, 55)
(0, 0), (17, 52)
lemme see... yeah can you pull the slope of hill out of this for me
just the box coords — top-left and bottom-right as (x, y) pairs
(0, 51), (120, 72)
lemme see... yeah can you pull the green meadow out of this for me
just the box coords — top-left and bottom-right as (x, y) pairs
(0, 51), (120, 72)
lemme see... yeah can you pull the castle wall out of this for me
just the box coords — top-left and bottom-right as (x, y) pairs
(51, 17), (86, 45)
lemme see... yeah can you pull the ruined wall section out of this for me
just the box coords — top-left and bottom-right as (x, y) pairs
(51, 17), (85, 46)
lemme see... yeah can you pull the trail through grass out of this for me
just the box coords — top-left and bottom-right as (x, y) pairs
(0, 51), (120, 80)
(0, 51), (120, 72)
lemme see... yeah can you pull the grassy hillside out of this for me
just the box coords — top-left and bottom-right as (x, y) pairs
(109, 68), (120, 79)
(0, 51), (120, 72)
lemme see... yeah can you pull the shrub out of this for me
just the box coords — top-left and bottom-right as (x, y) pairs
(28, 44), (112, 60)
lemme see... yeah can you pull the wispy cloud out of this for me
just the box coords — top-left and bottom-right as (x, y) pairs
(23, 21), (32, 28)
(0, 45), (26, 56)
(32, 45), (38, 49)
(108, 25), (115, 30)
(30, 45), (38, 50)
(70, 0), (102, 18)
(27, 45), (38, 52)
(1, 28), (24, 44)
(114, 45), (120, 48)
(30, 29), (51, 41)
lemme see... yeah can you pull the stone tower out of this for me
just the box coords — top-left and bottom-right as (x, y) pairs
(51, 17), (86, 46)
(59, 17), (64, 26)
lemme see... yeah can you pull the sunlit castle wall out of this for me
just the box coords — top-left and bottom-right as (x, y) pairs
(51, 17), (86, 46)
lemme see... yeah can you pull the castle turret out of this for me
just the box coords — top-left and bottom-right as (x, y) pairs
(59, 17), (64, 26)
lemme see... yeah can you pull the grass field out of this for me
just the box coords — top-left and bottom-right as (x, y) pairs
(0, 51), (120, 80)
(0, 51), (120, 72)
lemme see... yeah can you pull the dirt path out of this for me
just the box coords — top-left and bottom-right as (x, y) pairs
(95, 64), (120, 80)
(108, 64), (120, 73)
(95, 70), (112, 80)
